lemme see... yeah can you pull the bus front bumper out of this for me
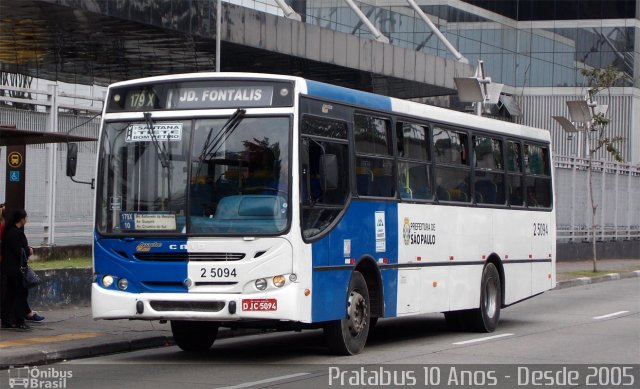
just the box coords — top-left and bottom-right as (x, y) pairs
(91, 283), (310, 323)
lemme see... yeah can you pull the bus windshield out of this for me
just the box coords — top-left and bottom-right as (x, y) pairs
(96, 116), (291, 235)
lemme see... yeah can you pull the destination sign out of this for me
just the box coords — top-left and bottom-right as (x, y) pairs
(125, 123), (183, 142)
(120, 212), (177, 231)
(107, 80), (293, 112)
(167, 86), (273, 109)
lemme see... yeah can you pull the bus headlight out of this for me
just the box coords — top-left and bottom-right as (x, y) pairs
(272, 275), (286, 288)
(102, 275), (114, 288)
(255, 278), (267, 291)
(117, 278), (129, 290)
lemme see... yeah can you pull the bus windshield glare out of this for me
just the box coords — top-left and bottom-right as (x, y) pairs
(96, 116), (291, 235)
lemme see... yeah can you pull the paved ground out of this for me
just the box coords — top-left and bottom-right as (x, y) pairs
(1, 258), (638, 369)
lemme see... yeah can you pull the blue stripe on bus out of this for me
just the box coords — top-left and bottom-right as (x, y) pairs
(311, 201), (398, 322)
(305, 80), (392, 111)
(93, 234), (188, 293)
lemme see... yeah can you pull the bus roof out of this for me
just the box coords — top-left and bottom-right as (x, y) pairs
(108, 72), (550, 143)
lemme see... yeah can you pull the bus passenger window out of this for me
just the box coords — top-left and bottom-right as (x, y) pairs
(300, 115), (350, 240)
(435, 166), (470, 202)
(473, 136), (505, 205)
(524, 144), (551, 208)
(434, 127), (470, 202)
(434, 128), (468, 165)
(354, 114), (395, 198)
(397, 162), (431, 200)
(507, 141), (524, 206)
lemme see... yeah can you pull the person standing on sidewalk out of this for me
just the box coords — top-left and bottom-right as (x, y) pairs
(1, 209), (32, 330)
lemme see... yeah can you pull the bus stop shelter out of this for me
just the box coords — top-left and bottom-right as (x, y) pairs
(1, 124), (96, 217)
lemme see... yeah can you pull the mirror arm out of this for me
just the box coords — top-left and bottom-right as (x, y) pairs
(69, 176), (95, 190)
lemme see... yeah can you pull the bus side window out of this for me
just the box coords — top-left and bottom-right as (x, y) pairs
(434, 127), (470, 202)
(354, 114), (395, 199)
(507, 141), (524, 206)
(396, 122), (432, 201)
(300, 115), (350, 240)
(523, 143), (551, 208)
(473, 136), (505, 205)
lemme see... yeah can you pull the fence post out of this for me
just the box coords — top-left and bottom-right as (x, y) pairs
(627, 165), (633, 240)
(45, 84), (58, 245)
(600, 161), (605, 241)
(570, 157), (576, 242)
(613, 163), (619, 240)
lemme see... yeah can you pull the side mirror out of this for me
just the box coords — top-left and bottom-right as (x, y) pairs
(320, 153), (338, 190)
(66, 143), (78, 177)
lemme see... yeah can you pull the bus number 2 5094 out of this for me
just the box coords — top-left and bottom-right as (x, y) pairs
(200, 267), (237, 278)
(533, 223), (549, 236)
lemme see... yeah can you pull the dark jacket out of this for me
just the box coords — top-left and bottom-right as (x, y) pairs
(0, 224), (28, 277)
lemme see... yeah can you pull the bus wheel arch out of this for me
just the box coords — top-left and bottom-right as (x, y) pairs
(354, 256), (384, 320)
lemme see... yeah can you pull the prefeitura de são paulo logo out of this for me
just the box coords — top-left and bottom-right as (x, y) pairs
(402, 217), (411, 245)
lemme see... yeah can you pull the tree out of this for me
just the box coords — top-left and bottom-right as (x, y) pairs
(580, 65), (626, 272)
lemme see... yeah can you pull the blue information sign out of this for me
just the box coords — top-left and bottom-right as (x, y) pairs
(9, 170), (20, 182)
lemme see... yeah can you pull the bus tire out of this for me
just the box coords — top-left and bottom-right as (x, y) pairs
(324, 271), (370, 355)
(468, 263), (501, 332)
(171, 320), (219, 352)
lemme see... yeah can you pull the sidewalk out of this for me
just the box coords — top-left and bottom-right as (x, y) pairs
(1, 258), (639, 369)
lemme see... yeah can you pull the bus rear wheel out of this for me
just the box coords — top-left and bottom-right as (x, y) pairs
(324, 271), (370, 355)
(171, 320), (219, 352)
(468, 262), (501, 332)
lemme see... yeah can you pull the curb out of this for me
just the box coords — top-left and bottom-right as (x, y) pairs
(554, 270), (640, 290)
(0, 336), (173, 369)
(0, 328), (263, 369)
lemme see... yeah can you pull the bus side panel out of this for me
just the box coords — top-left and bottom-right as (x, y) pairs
(531, 212), (555, 294)
(397, 204), (450, 314)
(311, 201), (398, 322)
(494, 210), (532, 304)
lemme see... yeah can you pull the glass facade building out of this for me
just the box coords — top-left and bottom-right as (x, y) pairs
(281, 0), (639, 163)
(297, 0), (638, 89)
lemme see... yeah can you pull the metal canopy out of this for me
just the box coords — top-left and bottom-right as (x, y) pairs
(0, 126), (97, 146)
(0, 0), (459, 99)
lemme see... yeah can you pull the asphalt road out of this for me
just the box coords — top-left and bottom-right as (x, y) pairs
(10, 278), (640, 388)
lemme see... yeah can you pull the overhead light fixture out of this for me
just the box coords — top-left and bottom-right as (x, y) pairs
(566, 100), (592, 123)
(453, 77), (484, 103)
(454, 60), (503, 116)
(552, 116), (579, 133)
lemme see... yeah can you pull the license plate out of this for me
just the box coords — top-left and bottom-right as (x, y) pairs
(242, 299), (277, 311)
(189, 264), (238, 282)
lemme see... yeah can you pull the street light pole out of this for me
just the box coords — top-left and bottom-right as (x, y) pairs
(216, 0), (222, 72)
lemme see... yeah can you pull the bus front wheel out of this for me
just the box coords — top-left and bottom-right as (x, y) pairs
(171, 320), (219, 352)
(324, 271), (371, 355)
(468, 262), (501, 332)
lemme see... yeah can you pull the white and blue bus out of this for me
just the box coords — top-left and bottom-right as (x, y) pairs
(92, 73), (555, 355)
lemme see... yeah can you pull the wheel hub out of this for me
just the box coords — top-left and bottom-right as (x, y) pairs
(346, 291), (367, 336)
(484, 277), (498, 319)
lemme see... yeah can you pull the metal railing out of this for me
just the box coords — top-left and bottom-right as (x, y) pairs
(1, 83), (102, 246)
(554, 155), (640, 243)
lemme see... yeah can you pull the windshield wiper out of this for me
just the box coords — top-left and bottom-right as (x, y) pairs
(195, 109), (246, 177)
(144, 112), (170, 168)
